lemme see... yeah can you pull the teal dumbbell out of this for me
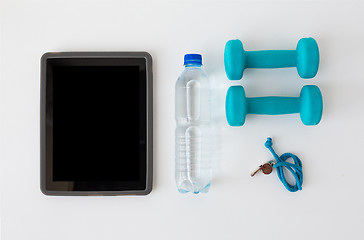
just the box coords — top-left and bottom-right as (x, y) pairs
(225, 85), (323, 126)
(224, 38), (320, 80)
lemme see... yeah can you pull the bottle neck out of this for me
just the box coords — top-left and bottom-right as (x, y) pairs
(184, 63), (202, 68)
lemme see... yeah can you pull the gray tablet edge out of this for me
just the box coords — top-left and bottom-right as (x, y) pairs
(40, 52), (153, 196)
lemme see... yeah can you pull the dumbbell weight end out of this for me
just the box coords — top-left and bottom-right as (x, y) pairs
(299, 85), (323, 125)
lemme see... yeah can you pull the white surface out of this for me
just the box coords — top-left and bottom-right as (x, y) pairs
(1, 0), (364, 239)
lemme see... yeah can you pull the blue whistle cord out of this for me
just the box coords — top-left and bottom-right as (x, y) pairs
(264, 137), (303, 192)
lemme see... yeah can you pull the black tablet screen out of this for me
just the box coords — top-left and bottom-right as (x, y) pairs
(45, 58), (147, 190)
(52, 65), (139, 181)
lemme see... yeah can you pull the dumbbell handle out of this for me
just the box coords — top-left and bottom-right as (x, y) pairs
(247, 97), (300, 115)
(246, 50), (296, 68)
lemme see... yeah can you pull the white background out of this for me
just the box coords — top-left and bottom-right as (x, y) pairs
(1, 0), (364, 239)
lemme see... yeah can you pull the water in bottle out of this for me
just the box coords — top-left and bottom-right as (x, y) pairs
(175, 54), (212, 194)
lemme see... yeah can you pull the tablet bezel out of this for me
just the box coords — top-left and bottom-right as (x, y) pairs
(40, 52), (153, 196)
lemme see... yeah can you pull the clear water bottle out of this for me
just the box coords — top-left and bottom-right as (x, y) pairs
(175, 54), (212, 194)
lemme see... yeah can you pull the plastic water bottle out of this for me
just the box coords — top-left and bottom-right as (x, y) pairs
(175, 54), (212, 194)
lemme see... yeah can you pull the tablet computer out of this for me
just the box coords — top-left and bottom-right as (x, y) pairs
(40, 52), (153, 196)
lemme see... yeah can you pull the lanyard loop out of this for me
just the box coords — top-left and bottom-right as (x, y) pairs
(264, 137), (303, 192)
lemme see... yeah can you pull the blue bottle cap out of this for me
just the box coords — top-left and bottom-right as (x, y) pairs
(184, 54), (202, 65)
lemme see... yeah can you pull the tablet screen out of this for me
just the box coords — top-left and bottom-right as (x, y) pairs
(53, 65), (141, 182)
(41, 53), (152, 195)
